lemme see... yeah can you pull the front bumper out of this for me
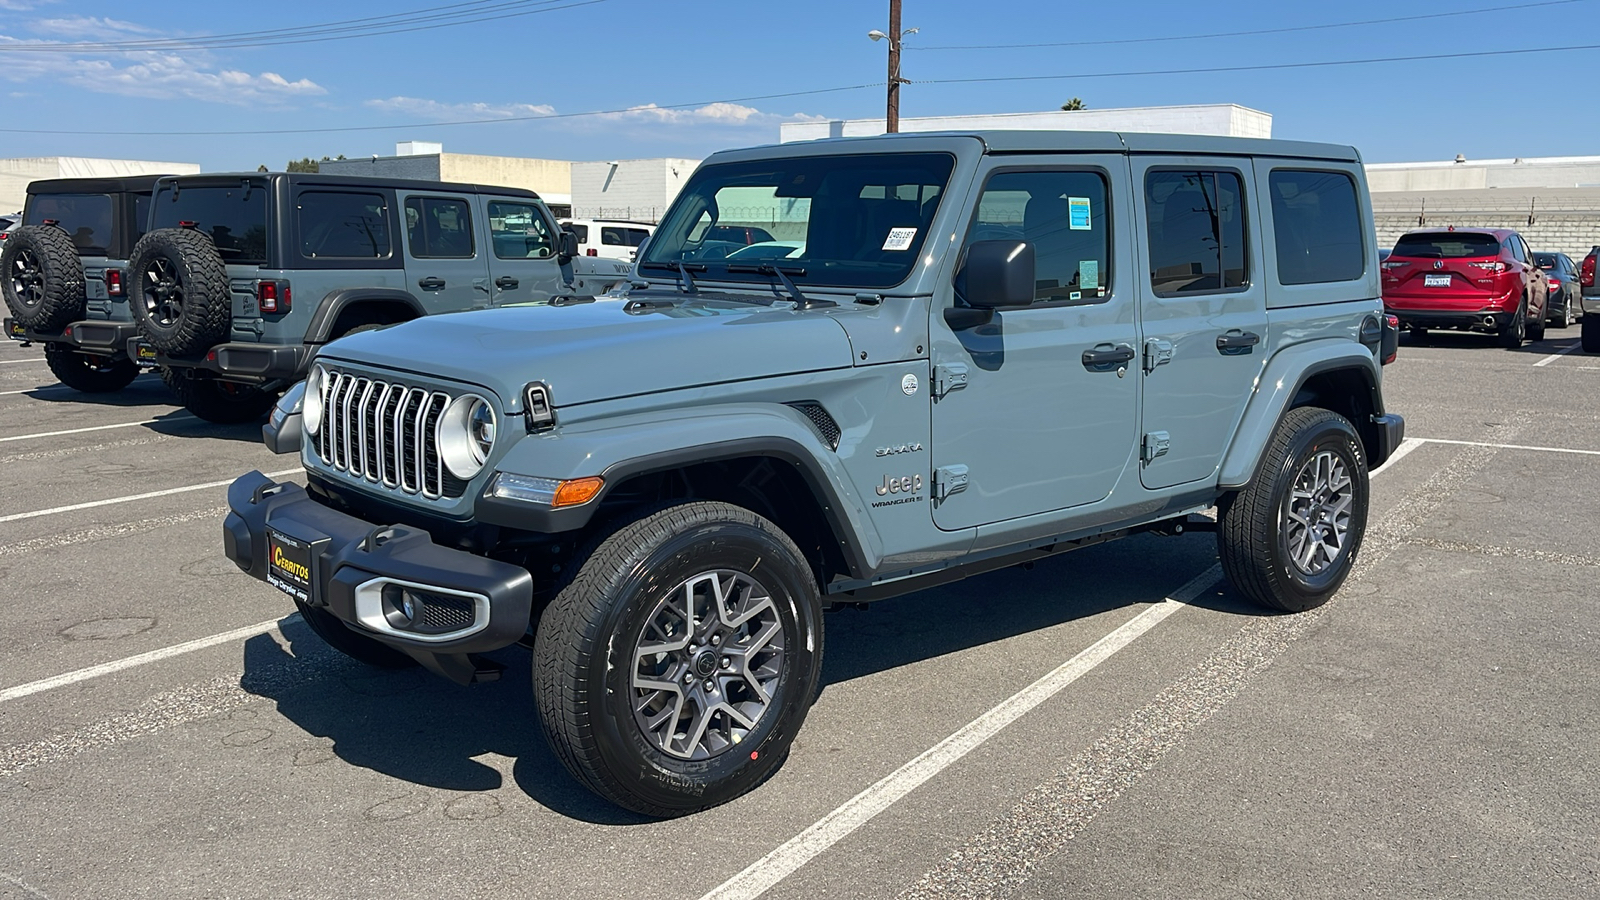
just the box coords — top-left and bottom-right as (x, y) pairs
(223, 470), (534, 667)
(141, 340), (311, 383)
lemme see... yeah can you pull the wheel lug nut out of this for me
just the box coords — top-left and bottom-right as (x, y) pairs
(710, 635), (720, 646)
(703, 680), (715, 691)
(721, 657), (731, 669)
(684, 672), (694, 684)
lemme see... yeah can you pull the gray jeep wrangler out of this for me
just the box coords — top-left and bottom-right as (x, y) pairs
(3, 175), (164, 392)
(223, 131), (1404, 816)
(125, 172), (629, 422)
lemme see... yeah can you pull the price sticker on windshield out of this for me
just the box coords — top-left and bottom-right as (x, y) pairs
(882, 227), (918, 251)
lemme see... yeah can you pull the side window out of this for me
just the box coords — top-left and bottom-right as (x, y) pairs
(298, 191), (391, 259)
(565, 223), (588, 244)
(133, 193), (151, 242)
(488, 201), (554, 259)
(1268, 170), (1364, 285)
(404, 196), (475, 259)
(968, 169), (1112, 303)
(625, 228), (650, 247)
(601, 226), (626, 246)
(1145, 170), (1248, 295)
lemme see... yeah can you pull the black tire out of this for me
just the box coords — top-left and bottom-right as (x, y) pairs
(1583, 312), (1600, 353)
(44, 343), (138, 393)
(127, 228), (231, 356)
(293, 600), (418, 669)
(161, 368), (278, 423)
(1497, 300), (1527, 348)
(1217, 406), (1369, 613)
(1406, 326), (1428, 343)
(1, 225), (85, 331)
(1552, 291), (1574, 329)
(1526, 298), (1547, 343)
(534, 501), (824, 817)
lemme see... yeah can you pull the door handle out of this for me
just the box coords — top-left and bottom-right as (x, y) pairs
(495, 276), (519, 289)
(1082, 343), (1136, 371)
(417, 277), (446, 290)
(1216, 330), (1260, 355)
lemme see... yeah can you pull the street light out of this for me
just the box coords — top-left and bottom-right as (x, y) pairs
(868, 1), (917, 133)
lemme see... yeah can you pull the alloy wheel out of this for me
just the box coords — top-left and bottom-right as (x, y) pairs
(9, 248), (44, 309)
(142, 257), (184, 327)
(1283, 450), (1353, 577)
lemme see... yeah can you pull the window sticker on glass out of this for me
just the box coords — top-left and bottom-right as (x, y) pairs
(1068, 197), (1092, 231)
(882, 227), (918, 251)
(1079, 259), (1099, 291)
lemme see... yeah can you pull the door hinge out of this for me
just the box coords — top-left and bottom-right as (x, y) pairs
(933, 363), (968, 399)
(1143, 338), (1174, 373)
(1142, 431), (1171, 463)
(933, 464), (969, 501)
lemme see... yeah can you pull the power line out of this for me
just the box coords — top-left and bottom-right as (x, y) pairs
(909, 0), (1589, 51)
(0, 83), (883, 136)
(0, 0), (602, 53)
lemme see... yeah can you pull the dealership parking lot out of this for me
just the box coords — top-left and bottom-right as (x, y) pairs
(1, 331), (1597, 900)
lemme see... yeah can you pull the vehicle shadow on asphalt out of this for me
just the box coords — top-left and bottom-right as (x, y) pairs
(139, 410), (269, 444)
(1403, 329), (1581, 356)
(7, 373), (173, 406)
(236, 535), (1264, 826)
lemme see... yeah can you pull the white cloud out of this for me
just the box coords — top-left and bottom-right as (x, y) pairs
(0, 1), (61, 10)
(364, 96), (555, 121)
(0, 34), (325, 105)
(29, 15), (153, 37)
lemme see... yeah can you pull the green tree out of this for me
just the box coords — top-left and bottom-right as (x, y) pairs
(287, 157), (319, 173)
(1060, 98), (1087, 111)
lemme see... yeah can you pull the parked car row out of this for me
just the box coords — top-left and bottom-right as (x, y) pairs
(2, 173), (633, 420)
(1381, 225), (1590, 349)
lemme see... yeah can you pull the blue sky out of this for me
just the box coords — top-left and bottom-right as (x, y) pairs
(1, 0), (1597, 171)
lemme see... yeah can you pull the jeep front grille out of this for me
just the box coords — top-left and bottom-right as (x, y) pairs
(315, 369), (464, 499)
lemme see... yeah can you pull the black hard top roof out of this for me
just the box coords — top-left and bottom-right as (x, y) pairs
(156, 171), (541, 200)
(27, 174), (170, 195)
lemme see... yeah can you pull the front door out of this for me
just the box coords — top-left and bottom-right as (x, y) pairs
(1132, 158), (1269, 489)
(398, 191), (490, 314)
(930, 157), (1140, 531)
(482, 198), (566, 305)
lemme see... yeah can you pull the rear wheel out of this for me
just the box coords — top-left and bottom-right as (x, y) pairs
(1553, 292), (1576, 329)
(1218, 406), (1369, 613)
(534, 500), (824, 816)
(44, 343), (138, 393)
(161, 368), (278, 423)
(127, 228), (231, 356)
(1526, 296), (1547, 343)
(1497, 300), (1527, 348)
(1, 225), (85, 331)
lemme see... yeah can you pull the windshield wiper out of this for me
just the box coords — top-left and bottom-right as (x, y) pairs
(725, 264), (836, 309)
(638, 260), (706, 294)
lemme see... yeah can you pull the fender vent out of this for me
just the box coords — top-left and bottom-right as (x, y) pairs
(786, 401), (840, 451)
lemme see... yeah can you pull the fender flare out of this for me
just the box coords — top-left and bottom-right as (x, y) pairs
(1216, 340), (1382, 489)
(303, 288), (427, 344)
(475, 404), (882, 578)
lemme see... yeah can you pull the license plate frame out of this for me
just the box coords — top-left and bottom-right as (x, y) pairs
(1424, 274), (1452, 287)
(131, 341), (159, 368)
(5, 318), (24, 341)
(265, 527), (320, 605)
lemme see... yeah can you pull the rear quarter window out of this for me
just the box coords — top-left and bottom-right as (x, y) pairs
(297, 191), (391, 259)
(153, 184), (269, 264)
(1268, 170), (1364, 285)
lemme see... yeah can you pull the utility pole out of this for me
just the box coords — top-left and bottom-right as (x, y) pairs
(887, 0), (902, 133)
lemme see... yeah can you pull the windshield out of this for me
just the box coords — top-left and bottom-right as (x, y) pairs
(1391, 233), (1499, 259)
(153, 183), (269, 264)
(641, 153), (955, 288)
(25, 193), (113, 255)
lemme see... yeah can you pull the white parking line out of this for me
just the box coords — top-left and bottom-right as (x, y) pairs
(698, 566), (1221, 900)
(1418, 437), (1600, 457)
(0, 357), (45, 365)
(1369, 437), (1424, 477)
(0, 413), (195, 443)
(0, 468), (299, 524)
(0, 615), (301, 704)
(1533, 343), (1581, 367)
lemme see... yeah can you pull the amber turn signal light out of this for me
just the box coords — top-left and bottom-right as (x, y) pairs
(552, 477), (604, 508)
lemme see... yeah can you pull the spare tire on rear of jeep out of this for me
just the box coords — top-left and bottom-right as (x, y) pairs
(127, 228), (232, 356)
(1, 224), (86, 331)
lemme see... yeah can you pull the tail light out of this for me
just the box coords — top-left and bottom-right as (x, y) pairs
(257, 280), (290, 314)
(105, 268), (124, 297)
(1468, 261), (1508, 273)
(1548, 277), (1561, 289)
(1582, 252), (1596, 288)
(586, 248), (597, 257)
(1383, 314), (1399, 365)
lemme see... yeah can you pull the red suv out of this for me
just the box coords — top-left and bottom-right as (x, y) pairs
(1382, 227), (1549, 347)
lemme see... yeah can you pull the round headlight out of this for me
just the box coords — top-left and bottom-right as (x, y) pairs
(438, 393), (495, 479)
(302, 365), (325, 436)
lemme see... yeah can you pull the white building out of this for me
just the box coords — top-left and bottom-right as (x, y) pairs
(321, 143), (573, 213)
(0, 156), (200, 214)
(570, 158), (701, 223)
(780, 104), (1272, 143)
(1366, 155), (1600, 193)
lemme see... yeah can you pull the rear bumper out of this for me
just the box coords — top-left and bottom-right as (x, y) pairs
(1583, 292), (1600, 315)
(1385, 308), (1510, 331)
(223, 470), (534, 662)
(138, 340), (311, 383)
(5, 318), (137, 357)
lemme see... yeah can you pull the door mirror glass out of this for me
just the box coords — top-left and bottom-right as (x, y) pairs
(557, 229), (579, 260)
(957, 240), (1036, 309)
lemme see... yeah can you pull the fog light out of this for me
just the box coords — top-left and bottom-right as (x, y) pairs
(382, 583), (417, 629)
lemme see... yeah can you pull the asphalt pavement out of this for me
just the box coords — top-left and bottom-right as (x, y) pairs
(0, 325), (1596, 900)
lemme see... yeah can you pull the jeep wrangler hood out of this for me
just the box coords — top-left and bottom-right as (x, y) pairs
(318, 299), (857, 406)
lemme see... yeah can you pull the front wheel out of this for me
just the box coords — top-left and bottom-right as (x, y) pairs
(534, 501), (824, 817)
(44, 343), (138, 393)
(1218, 406), (1369, 613)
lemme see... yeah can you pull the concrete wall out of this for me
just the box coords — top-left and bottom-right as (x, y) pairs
(1371, 188), (1600, 258)
(0, 156), (199, 214)
(571, 158), (700, 222)
(780, 104), (1272, 142)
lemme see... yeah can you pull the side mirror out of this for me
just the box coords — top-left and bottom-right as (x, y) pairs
(948, 240), (1034, 330)
(557, 230), (579, 261)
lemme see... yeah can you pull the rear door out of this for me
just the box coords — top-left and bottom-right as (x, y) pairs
(397, 191), (489, 313)
(929, 155), (1140, 530)
(1133, 158), (1268, 490)
(483, 197), (565, 305)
